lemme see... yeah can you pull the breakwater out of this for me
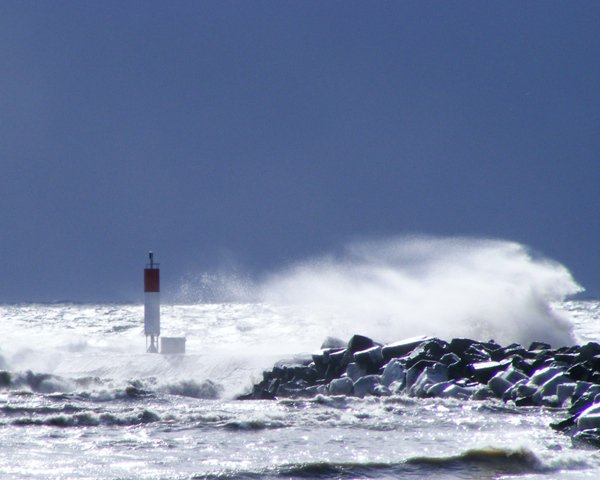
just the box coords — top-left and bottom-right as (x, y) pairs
(240, 334), (600, 446)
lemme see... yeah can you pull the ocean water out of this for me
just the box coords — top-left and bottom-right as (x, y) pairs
(1, 238), (599, 479)
(0, 300), (598, 480)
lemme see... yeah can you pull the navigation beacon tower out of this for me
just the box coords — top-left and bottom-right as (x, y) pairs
(144, 251), (160, 353)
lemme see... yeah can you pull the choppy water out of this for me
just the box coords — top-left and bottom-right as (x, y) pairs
(0, 300), (599, 479)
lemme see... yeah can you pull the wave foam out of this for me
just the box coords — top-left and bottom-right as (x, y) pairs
(259, 236), (582, 346)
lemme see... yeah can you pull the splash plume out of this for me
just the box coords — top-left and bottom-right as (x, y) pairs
(259, 236), (582, 346)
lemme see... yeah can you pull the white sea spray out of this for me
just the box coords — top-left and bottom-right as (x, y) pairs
(259, 236), (582, 346)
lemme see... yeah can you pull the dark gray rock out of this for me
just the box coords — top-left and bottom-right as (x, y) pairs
(241, 334), (600, 426)
(492, 346), (537, 362)
(510, 356), (536, 376)
(292, 365), (319, 383)
(381, 359), (405, 387)
(469, 359), (511, 384)
(440, 352), (461, 366)
(488, 372), (514, 397)
(530, 355), (555, 372)
(573, 428), (600, 447)
(529, 341), (552, 351)
(569, 387), (600, 416)
(353, 346), (384, 373)
(472, 385), (495, 400)
(481, 340), (503, 353)
(277, 380), (310, 397)
(514, 395), (538, 407)
(572, 381), (594, 401)
(550, 414), (577, 433)
(237, 389), (276, 400)
(347, 334), (376, 354)
(556, 383), (577, 404)
(353, 375), (381, 397)
(438, 383), (474, 399)
(381, 335), (432, 361)
(410, 363), (449, 397)
(422, 338), (449, 359)
(532, 372), (572, 404)
(462, 345), (490, 364)
(529, 366), (564, 386)
(325, 349), (351, 380)
(312, 348), (344, 373)
(426, 381), (450, 397)
(267, 378), (280, 394)
(487, 367), (528, 399)
(329, 377), (353, 395)
(405, 360), (437, 389)
(404, 339), (449, 368)
(345, 362), (366, 382)
(448, 338), (479, 356)
(553, 353), (579, 366)
(576, 403), (600, 431)
(506, 382), (537, 402)
(577, 342), (600, 362)
(590, 355), (600, 371)
(311, 352), (327, 373)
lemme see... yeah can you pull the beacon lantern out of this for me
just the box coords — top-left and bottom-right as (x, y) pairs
(144, 251), (160, 353)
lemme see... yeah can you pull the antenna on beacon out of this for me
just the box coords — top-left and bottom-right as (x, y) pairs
(144, 251), (160, 353)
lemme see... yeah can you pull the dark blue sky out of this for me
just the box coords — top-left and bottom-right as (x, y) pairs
(1, 1), (599, 302)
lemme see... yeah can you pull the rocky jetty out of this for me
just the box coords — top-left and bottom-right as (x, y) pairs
(238, 334), (600, 446)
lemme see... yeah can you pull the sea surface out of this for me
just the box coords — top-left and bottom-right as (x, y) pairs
(0, 299), (599, 479)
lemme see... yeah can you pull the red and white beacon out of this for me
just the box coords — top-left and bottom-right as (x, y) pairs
(144, 251), (160, 353)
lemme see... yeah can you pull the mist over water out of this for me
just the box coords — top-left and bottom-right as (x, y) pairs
(258, 236), (583, 347)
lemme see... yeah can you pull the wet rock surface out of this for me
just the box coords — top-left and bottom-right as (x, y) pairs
(239, 335), (600, 447)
